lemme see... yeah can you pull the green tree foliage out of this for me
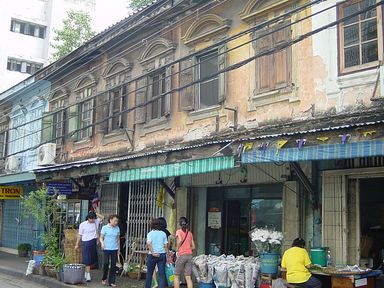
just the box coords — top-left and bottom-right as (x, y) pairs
(51, 10), (96, 61)
(130, 0), (154, 9)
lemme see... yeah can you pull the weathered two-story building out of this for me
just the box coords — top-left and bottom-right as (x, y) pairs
(0, 0), (383, 267)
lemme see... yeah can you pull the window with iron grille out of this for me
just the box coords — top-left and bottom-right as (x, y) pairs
(51, 98), (66, 146)
(149, 70), (166, 120)
(198, 51), (219, 109)
(80, 98), (93, 139)
(338, 0), (382, 74)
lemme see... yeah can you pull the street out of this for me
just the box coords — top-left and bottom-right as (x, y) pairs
(0, 272), (48, 288)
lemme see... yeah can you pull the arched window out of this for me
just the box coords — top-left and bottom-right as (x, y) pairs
(180, 15), (229, 111)
(135, 39), (175, 125)
(45, 89), (68, 146)
(69, 75), (97, 140)
(104, 60), (132, 133)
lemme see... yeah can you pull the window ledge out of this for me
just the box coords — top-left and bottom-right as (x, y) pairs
(73, 138), (92, 150)
(249, 87), (296, 109)
(141, 117), (170, 136)
(337, 69), (379, 89)
(187, 105), (222, 124)
(102, 130), (127, 145)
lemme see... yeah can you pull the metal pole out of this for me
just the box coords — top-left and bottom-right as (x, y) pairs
(125, 182), (132, 259)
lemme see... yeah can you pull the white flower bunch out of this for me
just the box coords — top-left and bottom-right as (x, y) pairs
(250, 228), (283, 254)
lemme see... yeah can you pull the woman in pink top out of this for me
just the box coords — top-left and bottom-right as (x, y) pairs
(174, 217), (195, 288)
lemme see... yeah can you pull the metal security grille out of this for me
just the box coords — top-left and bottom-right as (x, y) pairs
(126, 180), (162, 260)
(1, 185), (40, 249)
(100, 183), (119, 218)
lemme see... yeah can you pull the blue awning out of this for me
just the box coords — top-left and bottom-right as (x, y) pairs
(109, 156), (235, 183)
(242, 140), (384, 163)
(0, 172), (35, 184)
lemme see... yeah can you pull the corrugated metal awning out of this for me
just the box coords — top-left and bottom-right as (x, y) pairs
(109, 156), (235, 183)
(242, 140), (384, 163)
(0, 172), (35, 184)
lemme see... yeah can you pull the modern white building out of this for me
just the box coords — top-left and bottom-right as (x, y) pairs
(0, 0), (130, 94)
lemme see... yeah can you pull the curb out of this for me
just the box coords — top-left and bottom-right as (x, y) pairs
(0, 264), (73, 288)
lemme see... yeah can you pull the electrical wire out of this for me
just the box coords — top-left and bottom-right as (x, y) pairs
(0, 0), (326, 128)
(3, 0), (383, 159)
(0, 0), (228, 109)
(4, 0), (345, 145)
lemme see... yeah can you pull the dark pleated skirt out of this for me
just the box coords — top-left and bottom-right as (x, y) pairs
(81, 238), (98, 266)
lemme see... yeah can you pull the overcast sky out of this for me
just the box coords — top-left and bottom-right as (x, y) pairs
(93, 0), (132, 32)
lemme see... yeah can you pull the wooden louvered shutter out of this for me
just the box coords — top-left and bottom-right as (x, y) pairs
(179, 59), (195, 111)
(218, 45), (227, 103)
(67, 104), (79, 141)
(135, 77), (147, 124)
(164, 66), (172, 116)
(273, 24), (291, 89)
(255, 32), (273, 94)
(41, 112), (54, 143)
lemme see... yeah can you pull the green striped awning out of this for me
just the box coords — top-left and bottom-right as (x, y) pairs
(109, 156), (234, 183)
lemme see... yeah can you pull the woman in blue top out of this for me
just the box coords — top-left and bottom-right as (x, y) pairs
(100, 214), (120, 287)
(146, 218), (169, 288)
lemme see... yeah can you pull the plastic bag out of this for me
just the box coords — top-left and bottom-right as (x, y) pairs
(273, 278), (287, 288)
(165, 264), (175, 287)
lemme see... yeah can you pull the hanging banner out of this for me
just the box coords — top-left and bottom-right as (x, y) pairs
(47, 182), (72, 195)
(0, 186), (23, 200)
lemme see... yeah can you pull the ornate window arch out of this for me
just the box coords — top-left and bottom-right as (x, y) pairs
(103, 59), (132, 133)
(136, 38), (175, 125)
(42, 88), (69, 146)
(179, 14), (229, 112)
(104, 59), (132, 89)
(181, 14), (231, 46)
(67, 74), (98, 141)
(239, 0), (293, 23)
(241, 0), (295, 109)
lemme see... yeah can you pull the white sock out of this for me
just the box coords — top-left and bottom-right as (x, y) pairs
(85, 272), (91, 281)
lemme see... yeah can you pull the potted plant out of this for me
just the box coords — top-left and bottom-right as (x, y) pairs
(43, 252), (65, 280)
(127, 263), (140, 279)
(17, 243), (31, 257)
(22, 188), (63, 271)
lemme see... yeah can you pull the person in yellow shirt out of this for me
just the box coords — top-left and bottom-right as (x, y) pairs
(281, 238), (321, 288)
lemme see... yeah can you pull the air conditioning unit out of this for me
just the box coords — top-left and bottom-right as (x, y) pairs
(5, 156), (21, 172)
(38, 143), (57, 166)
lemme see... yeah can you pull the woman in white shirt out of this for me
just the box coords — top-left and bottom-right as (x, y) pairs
(75, 211), (104, 282)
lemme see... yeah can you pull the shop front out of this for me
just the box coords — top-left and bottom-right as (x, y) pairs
(0, 172), (40, 252)
(241, 131), (384, 267)
(322, 166), (384, 267)
(184, 163), (301, 257)
(205, 183), (283, 256)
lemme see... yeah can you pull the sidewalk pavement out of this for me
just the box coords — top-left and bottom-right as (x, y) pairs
(0, 251), (145, 288)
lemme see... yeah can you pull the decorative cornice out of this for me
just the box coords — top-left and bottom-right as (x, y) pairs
(74, 74), (98, 92)
(138, 38), (176, 65)
(103, 59), (133, 79)
(240, 0), (294, 23)
(49, 87), (69, 100)
(182, 14), (231, 46)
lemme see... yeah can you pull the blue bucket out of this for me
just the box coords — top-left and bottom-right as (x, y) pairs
(33, 252), (45, 267)
(199, 283), (215, 288)
(260, 253), (280, 274)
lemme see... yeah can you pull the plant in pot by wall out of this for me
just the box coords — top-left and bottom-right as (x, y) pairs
(17, 243), (32, 257)
(22, 188), (63, 269)
(127, 263), (140, 279)
(43, 251), (66, 280)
